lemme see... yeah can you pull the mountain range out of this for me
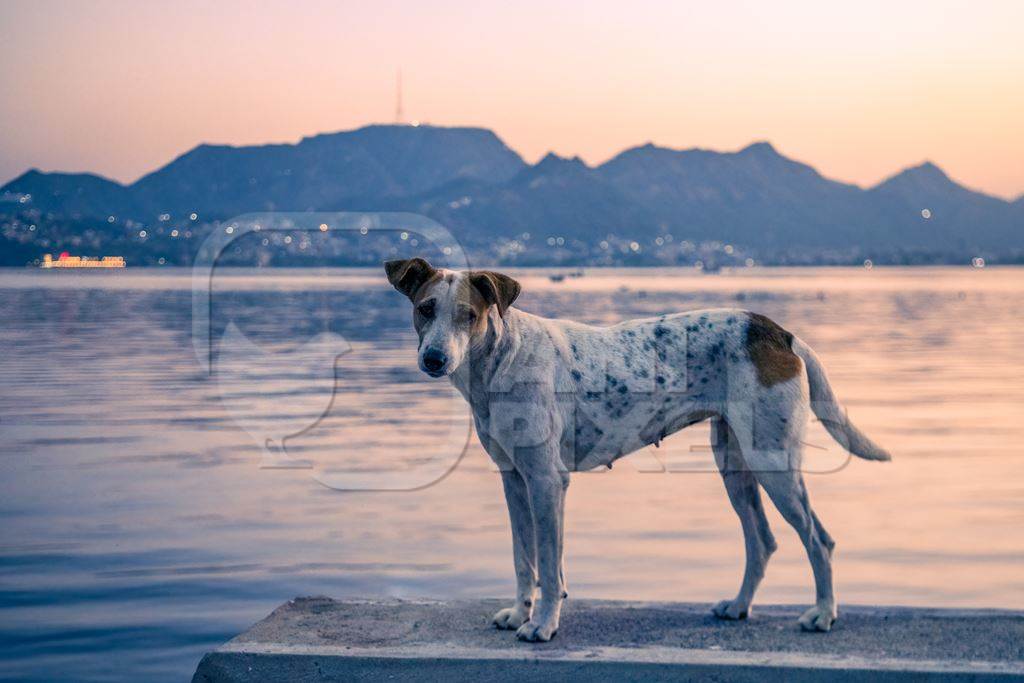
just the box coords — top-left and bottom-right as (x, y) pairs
(2, 124), (1021, 255)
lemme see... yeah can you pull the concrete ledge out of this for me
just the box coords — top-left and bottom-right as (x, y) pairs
(193, 598), (1024, 681)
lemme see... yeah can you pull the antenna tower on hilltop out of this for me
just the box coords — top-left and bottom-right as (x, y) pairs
(395, 69), (404, 124)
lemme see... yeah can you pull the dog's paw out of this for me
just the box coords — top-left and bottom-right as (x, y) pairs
(798, 603), (837, 632)
(711, 599), (749, 620)
(516, 619), (558, 642)
(492, 606), (529, 630)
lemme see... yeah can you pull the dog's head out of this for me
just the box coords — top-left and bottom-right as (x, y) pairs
(384, 258), (520, 378)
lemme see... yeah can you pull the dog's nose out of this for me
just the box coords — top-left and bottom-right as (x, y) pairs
(422, 348), (447, 375)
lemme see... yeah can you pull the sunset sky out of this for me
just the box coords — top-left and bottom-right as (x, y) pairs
(2, 0), (1022, 198)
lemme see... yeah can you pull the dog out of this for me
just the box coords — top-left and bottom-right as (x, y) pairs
(385, 257), (890, 641)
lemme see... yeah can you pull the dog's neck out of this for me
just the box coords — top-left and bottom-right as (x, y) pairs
(450, 306), (526, 410)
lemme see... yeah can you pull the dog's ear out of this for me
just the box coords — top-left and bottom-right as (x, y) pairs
(468, 270), (521, 316)
(385, 258), (437, 300)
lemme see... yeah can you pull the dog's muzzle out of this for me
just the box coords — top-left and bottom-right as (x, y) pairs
(421, 348), (448, 377)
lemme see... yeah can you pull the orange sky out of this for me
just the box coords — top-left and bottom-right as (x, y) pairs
(1, 0), (1022, 198)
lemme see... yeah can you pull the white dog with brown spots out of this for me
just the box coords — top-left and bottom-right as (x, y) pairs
(385, 258), (891, 642)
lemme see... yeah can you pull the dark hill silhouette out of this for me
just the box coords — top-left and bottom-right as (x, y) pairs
(3, 169), (136, 217)
(595, 141), (867, 247)
(413, 152), (655, 242)
(867, 162), (1021, 248)
(2, 124), (1020, 253)
(129, 125), (526, 216)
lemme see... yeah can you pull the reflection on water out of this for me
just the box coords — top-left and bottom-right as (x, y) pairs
(1, 267), (1022, 681)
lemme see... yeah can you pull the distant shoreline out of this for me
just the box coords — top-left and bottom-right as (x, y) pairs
(2, 263), (1017, 272)
(2, 263), (1018, 271)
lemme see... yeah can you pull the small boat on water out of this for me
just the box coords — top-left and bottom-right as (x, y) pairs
(548, 269), (584, 283)
(41, 253), (126, 269)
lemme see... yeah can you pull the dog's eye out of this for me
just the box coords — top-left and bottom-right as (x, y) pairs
(417, 301), (435, 318)
(467, 310), (477, 323)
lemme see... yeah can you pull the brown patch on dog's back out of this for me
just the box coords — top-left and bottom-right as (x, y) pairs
(745, 312), (802, 387)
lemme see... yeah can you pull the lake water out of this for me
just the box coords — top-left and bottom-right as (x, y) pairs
(1, 266), (1022, 681)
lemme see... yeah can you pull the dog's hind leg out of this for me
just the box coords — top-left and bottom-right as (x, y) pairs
(754, 461), (837, 632)
(710, 417), (777, 620)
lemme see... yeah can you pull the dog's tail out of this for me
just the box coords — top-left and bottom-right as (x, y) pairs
(791, 337), (892, 461)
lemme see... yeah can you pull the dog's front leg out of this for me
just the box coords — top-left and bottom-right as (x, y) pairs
(492, 469), (537, 630)
(516, 462), (568, 642)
